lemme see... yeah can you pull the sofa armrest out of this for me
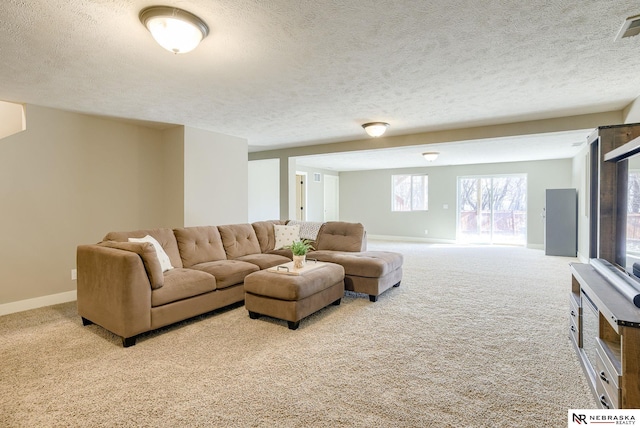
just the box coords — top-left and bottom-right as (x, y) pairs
(77, 245), (152, 340)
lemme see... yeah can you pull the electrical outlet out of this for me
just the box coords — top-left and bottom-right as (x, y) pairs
(443, 204), (449, 209)
(424, 229), (428, 235)
(71, 269), (77, 280)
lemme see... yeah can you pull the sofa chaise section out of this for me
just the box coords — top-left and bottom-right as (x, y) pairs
(309, 222), (403, 302)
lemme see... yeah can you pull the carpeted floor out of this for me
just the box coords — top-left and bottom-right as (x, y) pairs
(0, 241), (595, 427)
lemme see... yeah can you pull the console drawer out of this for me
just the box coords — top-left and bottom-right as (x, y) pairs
(596, 376), (618, 409)
(569, 294), (581, 347)
(569, 316), (580, 348)
(569, 293), (581, 320)
(596, 339), (621, 388)
(595, 343), (620, 409)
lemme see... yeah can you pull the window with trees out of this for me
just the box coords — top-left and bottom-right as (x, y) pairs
(392, 174), (428, 211)
(627, 168), (640, 254)
(457, 174), (527, 245)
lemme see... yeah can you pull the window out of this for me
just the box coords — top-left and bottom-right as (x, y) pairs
(457, 174), (527, 245)
(392, 174), (428, 211)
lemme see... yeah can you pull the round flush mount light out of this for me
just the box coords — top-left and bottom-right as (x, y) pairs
(139, 6), (209, 54)
(422, 152), (439, 161)
(362, 122), (389, 137)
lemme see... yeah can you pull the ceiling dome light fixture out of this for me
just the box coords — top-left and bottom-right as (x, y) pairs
(362, 122), (389, 137)
(422, 152), (439, 161)
(139, 6), (209, 54)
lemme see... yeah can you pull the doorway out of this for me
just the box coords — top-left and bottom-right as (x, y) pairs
(457, 174), (527, 245)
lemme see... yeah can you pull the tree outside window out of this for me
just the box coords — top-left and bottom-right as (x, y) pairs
(392, 174), (428, 211)
(627, 170), (640, 253)
(457, 174), (527, 245)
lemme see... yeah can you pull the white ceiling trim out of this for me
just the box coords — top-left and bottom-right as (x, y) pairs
(294, 129), (592, 171)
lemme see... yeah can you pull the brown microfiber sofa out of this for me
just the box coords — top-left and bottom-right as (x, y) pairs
(77, 220), (402, 347)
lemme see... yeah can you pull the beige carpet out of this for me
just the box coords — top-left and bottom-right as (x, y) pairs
(0, 241), (595, 427)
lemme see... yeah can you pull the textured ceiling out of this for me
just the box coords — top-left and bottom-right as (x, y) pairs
(1, 1), (640, 156)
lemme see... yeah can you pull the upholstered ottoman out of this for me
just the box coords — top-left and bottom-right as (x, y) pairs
(244, 262), (345, 329)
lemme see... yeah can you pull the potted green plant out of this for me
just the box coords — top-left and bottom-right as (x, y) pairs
(286, 239), (315, 268)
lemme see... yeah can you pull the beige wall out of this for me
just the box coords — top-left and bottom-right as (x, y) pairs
(248, 159), (280, 222)
(0, 105), (182, 307)
(162, 126), (186, 227)
(0, 106), (251, 312)
(0, 100), (25, 140)
(184, 126), (248, 226)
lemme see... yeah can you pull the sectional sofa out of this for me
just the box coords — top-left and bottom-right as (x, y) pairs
(77, 221), (403, 347)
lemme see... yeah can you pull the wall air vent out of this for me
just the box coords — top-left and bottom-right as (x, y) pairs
(615, 14), (640, 41)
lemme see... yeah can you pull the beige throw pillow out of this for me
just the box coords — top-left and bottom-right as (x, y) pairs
(273, 224), (300, 250)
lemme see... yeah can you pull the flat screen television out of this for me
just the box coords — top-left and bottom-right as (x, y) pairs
(605, 135), (640, 284)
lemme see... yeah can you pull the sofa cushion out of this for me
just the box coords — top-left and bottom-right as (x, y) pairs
(309, 250), (403, 278)
(151, 268), (216, 307)
(98, 241), (164, 289)
(252, 220), (287, 253)
(128, 235), (173, 272)
(266, 248), (294, 258)
(174, 226), (227, 268)
(315, 222), (366, 252)
(218, 224), (262, 259)
(191, 260), (259, 289)
(103, 228), (183, 269)
(273, 224), (300, 249)
(236, 253), (292, 270)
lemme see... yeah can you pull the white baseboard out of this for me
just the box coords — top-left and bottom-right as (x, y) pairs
(370, 234), (546, 249)
(0, 290), (77, 317)
(368, 234), (456, 244)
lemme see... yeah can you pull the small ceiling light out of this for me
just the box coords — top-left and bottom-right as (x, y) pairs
(362, 122), (389, 137)
(615, 14), (640, 41)
(422, 152), (439, 161)
(140, 6), (209, 54)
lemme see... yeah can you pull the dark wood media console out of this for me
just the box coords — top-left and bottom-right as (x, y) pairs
(571, 123), (640, 409)
(570, 263), (640, 409)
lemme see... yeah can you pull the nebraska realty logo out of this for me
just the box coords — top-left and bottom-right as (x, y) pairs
(568, 409), (639, 426)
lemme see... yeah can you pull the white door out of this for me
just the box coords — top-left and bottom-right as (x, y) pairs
(324, 175), (339, 221)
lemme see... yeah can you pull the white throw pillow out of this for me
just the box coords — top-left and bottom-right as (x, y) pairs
(274, 224), (300, 250)
(128, 235), (173, 272)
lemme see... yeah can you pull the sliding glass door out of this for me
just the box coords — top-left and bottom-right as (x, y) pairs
(457, 174), (527, 245)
